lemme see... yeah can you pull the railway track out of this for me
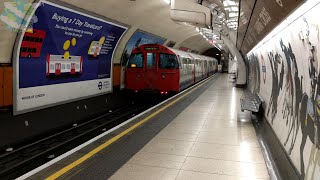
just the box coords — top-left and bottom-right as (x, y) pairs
(0, 95), (167, 179)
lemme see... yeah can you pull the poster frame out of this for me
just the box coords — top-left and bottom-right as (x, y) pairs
(12, 0), (130, 115)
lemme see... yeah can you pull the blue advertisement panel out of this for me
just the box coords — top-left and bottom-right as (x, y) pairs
(14, 0), (127, 114)
(121, 30), (166, 66)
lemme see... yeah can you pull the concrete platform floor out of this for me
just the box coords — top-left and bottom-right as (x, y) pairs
(110, 75), (270, 180)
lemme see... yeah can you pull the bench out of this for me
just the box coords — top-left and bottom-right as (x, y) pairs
(240, 91), (263, 113)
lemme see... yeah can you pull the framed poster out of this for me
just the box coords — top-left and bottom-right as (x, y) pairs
(13, 0), (128, 114)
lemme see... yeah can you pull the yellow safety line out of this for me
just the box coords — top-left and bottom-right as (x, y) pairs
(46, 75), (215, 180)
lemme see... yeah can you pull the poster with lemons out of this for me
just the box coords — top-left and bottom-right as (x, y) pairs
(15, 0), (127, 114)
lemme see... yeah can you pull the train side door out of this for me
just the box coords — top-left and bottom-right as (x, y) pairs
(55, 63), (61, 75)
(144, 52), (157, 90)
(192, 59), (195, 83)
(203, 61), (207, 77)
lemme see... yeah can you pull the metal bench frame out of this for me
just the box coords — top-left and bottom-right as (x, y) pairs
(240, 91), (263, 113)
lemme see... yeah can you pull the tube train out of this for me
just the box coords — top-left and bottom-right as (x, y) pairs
(125, 44), (218, 94)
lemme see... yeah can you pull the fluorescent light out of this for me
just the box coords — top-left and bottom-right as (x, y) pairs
(163, 0), (170, 4)
(223, 0), (236, 6)
(231, 7), (238, 11)
(229, 12), (238, 17)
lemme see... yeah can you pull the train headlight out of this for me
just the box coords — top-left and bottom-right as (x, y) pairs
(162, 74), (166, 79)
(136, 74), (141, 78)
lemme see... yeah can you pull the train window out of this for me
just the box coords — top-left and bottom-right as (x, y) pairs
(50, 64), (54, 70)
(76, 64), (80, 69)
(25, 36), (30, 41)
(128, 53), (143, 68)
(62, 64), (65, 70)
(183, 58), (187, 65)
(30, 37), (35, 42)
(188, 59), (192, 70)
(67, 64), (70, 69)
(32, 48), (36, 53)
(146, 53), (156, 69)
(159, 54), (179, 69)
(180, 58), (184, 70)
(27, 48), (32, 52)
(176, 55), (182, 69)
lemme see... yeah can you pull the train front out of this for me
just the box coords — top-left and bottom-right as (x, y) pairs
(125, 44), (180, 94)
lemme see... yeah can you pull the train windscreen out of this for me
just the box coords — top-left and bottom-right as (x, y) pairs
(159, 54), (179, 69)
(146, 53), (156, 69)
(127, 53), (143, 68)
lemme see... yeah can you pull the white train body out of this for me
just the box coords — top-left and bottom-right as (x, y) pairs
(168, 48), (218, 90)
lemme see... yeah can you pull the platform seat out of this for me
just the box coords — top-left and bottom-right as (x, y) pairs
(240, 90), (263, 113)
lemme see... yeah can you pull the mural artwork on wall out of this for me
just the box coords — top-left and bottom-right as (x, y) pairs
(265, 50), (284, 123)
(261, 54), (266, 84)
(248, 53), (260, 94)
(247, 3), (320, 179)
(299, 16), (320, 179)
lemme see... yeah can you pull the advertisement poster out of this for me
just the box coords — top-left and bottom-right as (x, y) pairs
(121, 30), (166, 66)
(14, 0), (127, 114)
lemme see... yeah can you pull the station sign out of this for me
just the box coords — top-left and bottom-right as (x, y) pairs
(209, 40), (224, 44)
(144, 47), (159, 51)
(237, 0), (304, 54)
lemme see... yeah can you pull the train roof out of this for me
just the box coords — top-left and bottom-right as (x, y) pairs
(135, 44), (217, 62)
(167, 47), (216, 62)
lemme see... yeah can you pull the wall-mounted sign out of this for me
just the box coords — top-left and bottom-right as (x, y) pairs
(14, 0), (128, 114)
(237, 0), (303, 54)
(144, 47), (159, 51)
(209, 40), (224, 44)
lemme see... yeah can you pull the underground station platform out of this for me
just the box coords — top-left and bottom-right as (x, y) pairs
(15, 74), (275, 180)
